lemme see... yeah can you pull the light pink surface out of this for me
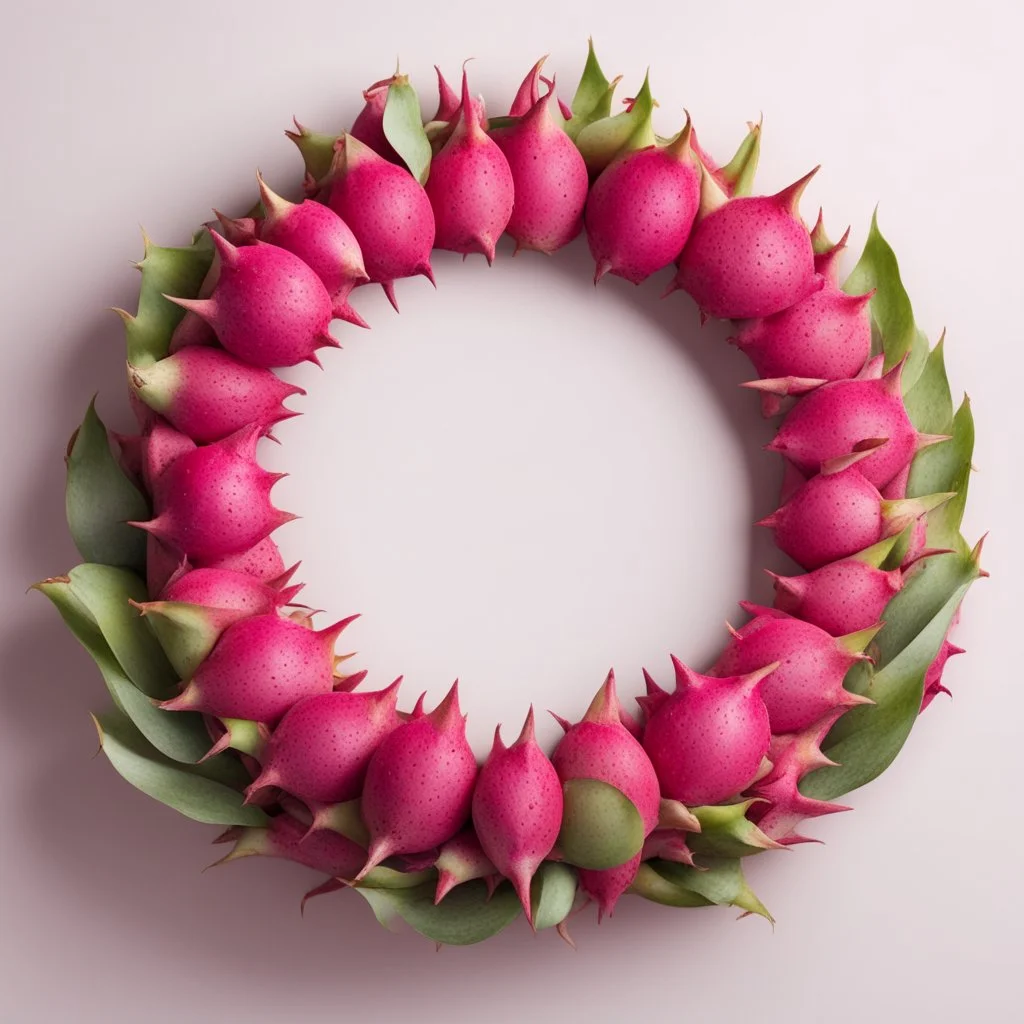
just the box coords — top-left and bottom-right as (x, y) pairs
(0, 2), (1019, 1022)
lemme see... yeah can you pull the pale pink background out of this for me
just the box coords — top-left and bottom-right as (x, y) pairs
(1, 1), (1020, 1021)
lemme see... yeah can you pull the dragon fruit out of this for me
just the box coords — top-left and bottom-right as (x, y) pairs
(351, 76), (401, 162)
(425, 70), (514, 263)
(193, 535), (287, 582)
(471, 707), (563, 922)
(921, 638), (965, 711)
(166, 233), (339, 368)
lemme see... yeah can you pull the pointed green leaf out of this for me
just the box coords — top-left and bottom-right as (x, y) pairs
(94, 707), (267, 825)
(287, 124), (339, 185)
(358, 866), (435, 890)
(567, 39), (614, 139)
(530, 862), (578, 931)
(575, 72), (654, 174)
(383, 77), (432, 185)
(719, 121), (762, 197)
(843, 211), (925, 389)
(66, 400), (149, 570)
(558, 778), (644, 870)
(357, 879), (522, 946)
(125, 231), (214, 367)
(904, 335), (953, 435)
(687, 801), (780, 858)
(630, 862), (714, 907)
(649, 857), (773, 921)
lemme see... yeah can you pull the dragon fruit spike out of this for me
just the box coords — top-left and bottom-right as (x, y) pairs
(489, 73), (589, 255)
(642, 657), (775, 806)
(433, 66), (460, 122)
(507, 55), (548, 116)
(350, 75), (400, 162)
(326, 133), (436, 310)
(254, 171), (370, 328)
(425, 69), (514, 263)
(433, 829), (497, 905)
(160, 613), (358, 724)
(356, 681), (478, 882)
(670, 167), (820, 320)
(128, 347), (305, 443)
(246, 677), (402, 806)
(921, 639), (965, 711)
(578, 853), (642, 922)
(713, 605), (877, 733)
(165, 233), (338, 369)
(471, 706), (563, 924)
(129, 424), (296, 563)
(767, 359), (951, 488)
(584, 112), (701, 285)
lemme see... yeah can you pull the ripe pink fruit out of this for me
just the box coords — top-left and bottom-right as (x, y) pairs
(921, 638), (965, 711)
(129, 347), (305, 443)
(160, 613), (357, 723)
(584, 119), (701, 284)
(194, 536), (287, 582)
(758, 456), (949, 570)
(130, 425), (295, 562)
(672, 169), (819, 319)
(712, 605), (876, 733)
(490, 75), (588, 254)
(254, 173), (369, 327)
(425, 70), (514, 263)
(161, 565), (300, 612)
(730, 276), (873, 384)
(551, 671), (660, 835)
(578, 853), (641, 922)
(351, 76), (400, 162)
(166, 233), (338, 368)
(327, 134), (435, 311)
(767, 361), (946, 488)
(641, 657), (774, 806)
(769, 558), (903, 636)
(356, 683), (478, 879)
(432, 66), (460, 122)
(247, 678), (402, 805)
(471, 707), (563, 923)
(142, 420), (195, 491)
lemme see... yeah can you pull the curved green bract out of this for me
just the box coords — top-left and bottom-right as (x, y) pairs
(687, 801), (779, 858)
(66, 400), (149, 570)
(383, 77), (432, 185)
(357, 879), (522, 946)
(531, 862), (578, 930)
(575, 71), (654, 173)
(558, 778), (645, 870)
(634, 858), (773, 921)
(566, 38), (617, 140)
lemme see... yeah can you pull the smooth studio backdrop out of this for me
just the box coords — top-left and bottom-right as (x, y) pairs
(1, 2), (1020, 1021)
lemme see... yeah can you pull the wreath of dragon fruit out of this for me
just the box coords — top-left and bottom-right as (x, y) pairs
(42, 43), (985, 947)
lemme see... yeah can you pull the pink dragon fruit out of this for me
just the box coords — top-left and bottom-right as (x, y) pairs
(490, 72), (589, 254)
(577, 853), (642, 921)
(641, 657), (775, 806)
(128, 347), (305, 443)
(166, 233), (339, 368)
(432, 66), (461, 122)
(921, 638), (965, 711)
(160, 613), (357, 724)
(425, 70), (514, 263)
(326, 134), (436, 310)
(584, 116), (701, 284)
(471, 707), (563, 923)
(160, 564), (300, 610)
(130, 424), (295, 563)
(246, 678), (402, 805)
(671, 169), (819, 319)
(350, 76), (401, 162)
(712, 605), (877, 733)
(356, 682), (478, 880)
(141, 420), (195, 491)
(193, 535), (287, 582)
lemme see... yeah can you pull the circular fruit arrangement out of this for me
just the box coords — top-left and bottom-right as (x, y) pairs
(42, 45), (984, 947)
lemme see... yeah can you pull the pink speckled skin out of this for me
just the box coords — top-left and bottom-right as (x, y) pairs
(142, 420), (195, 491)
(577, 853), (641, 921)
(584, 145), (701, 284)
(731, 277), (873, 382)
(132, 346), (304, 443)
(675, 193), (817, 318)
(768, 365), (920, 487)
(712, 606), (867, 733)
(254, 812), (366, 878)
(132, 425), (293, 563)
(350, 80), (400, 163)
(161, 614), (352, 723)
(161, 566), (295, 614)
(194, 535), (287, 582)
(250, 681), (402, 805)
(771, 559), (903, 637)
(642, 659), (771, 807)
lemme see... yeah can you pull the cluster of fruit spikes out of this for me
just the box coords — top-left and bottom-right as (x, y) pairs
(39, 41), (984, 948)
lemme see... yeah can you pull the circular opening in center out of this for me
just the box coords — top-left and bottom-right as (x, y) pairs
(265, 239), (778, 751)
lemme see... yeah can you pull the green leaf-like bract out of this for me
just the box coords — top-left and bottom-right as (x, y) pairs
(558, 778), (645, 870)
(566, 39), (616, 140)
(530, 862), (578, 930)
(66, 400), (149, 570)
(687, 801), (778, 858)
(383, 78), (432, 185)
(575, 72), (654, 174)
(635, 858), (773, 921)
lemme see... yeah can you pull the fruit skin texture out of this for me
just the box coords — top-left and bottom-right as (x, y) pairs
(730, 276), (873, 383)
(641, 658), (774, 806)
(770, 558), (903, 636)
(578, 853), (641, 922)
(130, 425), (294, 563)
(350, 77), (400, 162)
(471, 707), (563, 923)
(490, 77), (588, 254)
(767, 361), (931, 488)
(356, 683), (478, 880)
(672, 169), (819, 319)
(160, 613), (356, 724)
(166, 233), (338, 369)
(425, 71), (514, 263)
(584, 124), (701, 284)
(128, 347), (305, 443)
(161, 565), (299, 613)
(327, 133), (435, 310)
(193, 536), (286, 582)
(712, 604), (875, 733)
(247, 679), (401, 806)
